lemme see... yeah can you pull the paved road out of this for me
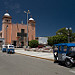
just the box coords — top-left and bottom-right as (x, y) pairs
(0, 51), (75, 75)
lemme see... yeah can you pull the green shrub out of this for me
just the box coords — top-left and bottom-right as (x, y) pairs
(29, 40), (38, 48)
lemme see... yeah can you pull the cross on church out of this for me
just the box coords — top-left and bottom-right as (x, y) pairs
(6, 10), (8, 13)
(17, 29), (27, 40)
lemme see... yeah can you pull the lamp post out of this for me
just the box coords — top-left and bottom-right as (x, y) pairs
(24, 10), (30, 47)
(58, 33), (62, 35)
(66, 27), (72, 43)
(6, 25), (8, 44)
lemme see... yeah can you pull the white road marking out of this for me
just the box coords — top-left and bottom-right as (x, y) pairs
(69, 70), (75, 74)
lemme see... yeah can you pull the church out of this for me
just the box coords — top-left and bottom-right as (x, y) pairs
(0, 12), (35, 47)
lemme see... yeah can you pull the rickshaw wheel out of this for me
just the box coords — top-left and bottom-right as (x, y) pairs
(65, 59), (72, 68)
(54, 57), (58, 63)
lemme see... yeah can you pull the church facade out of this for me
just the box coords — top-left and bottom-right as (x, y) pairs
(0, 12), (35, 47)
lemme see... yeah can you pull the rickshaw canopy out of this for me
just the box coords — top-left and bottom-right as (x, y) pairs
(54, 43), (75, 47)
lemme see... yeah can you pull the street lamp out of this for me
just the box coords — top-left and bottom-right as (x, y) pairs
(6, 25), (8, 44)
(58, 33), (62, 35)
(66, 27), (72, 43)
(24, 10), (30, 47)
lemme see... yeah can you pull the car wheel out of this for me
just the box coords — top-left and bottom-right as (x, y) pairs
(65, 59), (72, 68)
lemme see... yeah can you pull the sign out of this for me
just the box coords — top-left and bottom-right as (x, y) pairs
(38, 37), (48, 44)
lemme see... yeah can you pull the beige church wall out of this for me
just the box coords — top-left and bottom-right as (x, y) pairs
(2, 23), (12, 44)
(11, 24), (27, 41)
(28, 25), (35, 41)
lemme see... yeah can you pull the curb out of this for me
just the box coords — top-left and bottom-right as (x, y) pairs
(15, 52), (54, 61)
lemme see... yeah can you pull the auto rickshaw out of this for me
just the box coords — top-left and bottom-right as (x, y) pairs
(53, 43), (75, 68)
(7, 44), (15, 54)
(2, 45), (7, 52)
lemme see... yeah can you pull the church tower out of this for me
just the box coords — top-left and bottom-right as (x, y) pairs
(28, 17), (35, 41)
(2, 12), (12, 44)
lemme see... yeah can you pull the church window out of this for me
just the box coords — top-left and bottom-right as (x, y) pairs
(21, 29), (24, 33)
(17, 29), (27, 39)
(7, 20), (8, 23)
(9, 20), (10, 23)
(32, 26), (34, 30)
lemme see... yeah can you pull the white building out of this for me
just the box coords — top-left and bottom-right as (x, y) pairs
(38, 37), (48, 44)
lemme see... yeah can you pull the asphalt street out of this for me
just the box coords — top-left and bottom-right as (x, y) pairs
(0, 51), (75, 75)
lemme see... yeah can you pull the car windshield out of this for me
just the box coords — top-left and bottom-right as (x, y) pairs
(69, 47), (75, 51)
(3, 46), (7, 48)
(9, 46), (14, 48)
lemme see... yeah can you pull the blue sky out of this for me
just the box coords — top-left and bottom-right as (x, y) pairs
(0, 0), (75, 37)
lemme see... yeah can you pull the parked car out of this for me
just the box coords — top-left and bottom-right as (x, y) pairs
(2, 45), (7, 52)
(38, 45), (44, 48)
(7, 44), (15, 54)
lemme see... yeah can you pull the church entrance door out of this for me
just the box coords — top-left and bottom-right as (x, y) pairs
(13, 41), (16, 47)
(21, 41), (24, 47)
(17, 29), (27, 47)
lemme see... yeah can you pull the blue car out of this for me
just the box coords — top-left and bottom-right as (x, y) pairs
(2, 45), (7, 52)
(53, 43), (75, 68)
(7, 45), (15, 54)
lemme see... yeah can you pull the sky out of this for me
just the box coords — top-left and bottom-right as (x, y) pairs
(0, 0), (75, 37)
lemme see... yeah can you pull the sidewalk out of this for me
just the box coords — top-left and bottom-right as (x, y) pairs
(15, 48), (54, 61)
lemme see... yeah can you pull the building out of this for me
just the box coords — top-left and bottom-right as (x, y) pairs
(0, 12), (35, 47)
(36, 37), (48, 45)
(0, 38), (5, 49)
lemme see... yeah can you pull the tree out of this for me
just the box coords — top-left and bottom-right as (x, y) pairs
(56, 27), (72, 37)
(48, 37), (54, 46)
(48, 34), (68, 46)
(48, 27), (75, 46)
(29, 40), (38, 48)
(71, 33), (75, 42)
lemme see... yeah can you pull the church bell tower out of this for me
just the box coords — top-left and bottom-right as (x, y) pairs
(2, 11), (12, 44)
(28, 17), (35, 41)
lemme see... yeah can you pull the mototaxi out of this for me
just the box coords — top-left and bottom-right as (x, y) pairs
(53, 43), (75, 68)
(7, 45), (15, 54)
(2, 45), (7, 52)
